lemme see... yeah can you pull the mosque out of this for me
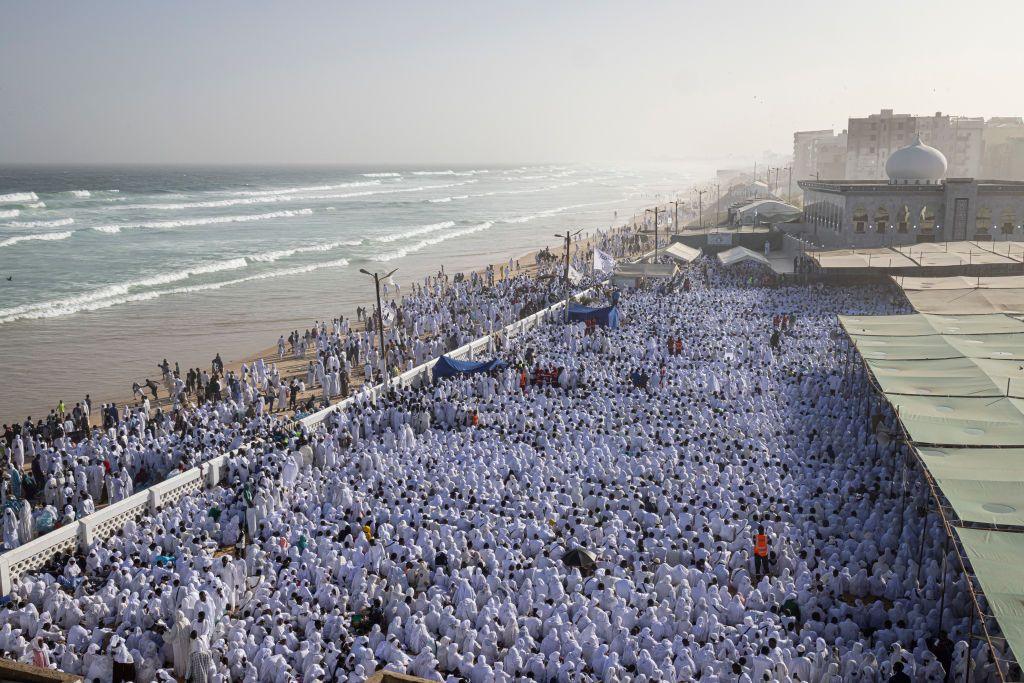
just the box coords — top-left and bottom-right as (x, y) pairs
(798, 134), (1024, 246)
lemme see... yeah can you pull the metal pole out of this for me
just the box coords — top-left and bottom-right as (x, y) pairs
(716, 183), (721, 228)
(937, 529), (951, 631)
(916, 495), (929, 585)
(374, 273), (387, 380)
(964, 605), (976, 683)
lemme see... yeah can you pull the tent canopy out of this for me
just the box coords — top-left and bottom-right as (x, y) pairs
(842, 313), (1024, 445)
(811, 241), (1024, 270)
(664, 242), (702, 263)
(717, 246), (771, 267)
(432, 355), (508, 381)
(955, 528), (1024, 664)
(567, 303), (620, 328)
(895, 275), (1024, 315)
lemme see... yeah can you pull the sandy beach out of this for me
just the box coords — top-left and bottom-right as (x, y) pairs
(73, 230), (607, 428)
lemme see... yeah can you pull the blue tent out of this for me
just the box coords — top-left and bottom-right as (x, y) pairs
(432, 355), (508, 381)
(567, 303), (620, 328)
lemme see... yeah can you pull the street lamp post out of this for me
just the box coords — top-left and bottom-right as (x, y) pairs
(359, 266), (398, 382)
(554, 230), (582, 322)
(645, 207), (661, 260)
(695, 189), (708, 233)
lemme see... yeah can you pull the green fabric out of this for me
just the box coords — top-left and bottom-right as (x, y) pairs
(840, 314), (937, 337)
(946, 334), (1024, 360)
(841, 313), (1024, 336)
(955, 527), (1024, 665)
(850, 335), (961, 361)
(887, 395), (1024, 446)
(918, 447), (1024, 482)
(932, 479), (1024, 526)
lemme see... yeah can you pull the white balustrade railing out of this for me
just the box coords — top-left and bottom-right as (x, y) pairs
(0, 271), (621, 592)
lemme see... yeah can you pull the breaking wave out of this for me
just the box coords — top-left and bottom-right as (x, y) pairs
(8, 218), (74, 229)
(0, 210), (19, 219)
(0, 192), (38, 205)
(375, 221), (455, 243)
(0, 231), (74, 248)
(374, 222), (494, 262)
(0, 256), (351, 324)
(67, 190), (91, 198)
(249, 240), (361, 263)
(92, 208), (314, 234)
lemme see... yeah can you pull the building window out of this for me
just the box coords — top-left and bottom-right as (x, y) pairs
(920, 206), (936, 234)
(976, 207), (992, 238)
(853, 207), (868, 234)
(1002, 209), (1015, 235)
(875, 207), (889, 234)
(897, 206), (910, 233)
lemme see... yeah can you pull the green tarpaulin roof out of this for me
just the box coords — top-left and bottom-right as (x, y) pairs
(955, 527), (1024, 666)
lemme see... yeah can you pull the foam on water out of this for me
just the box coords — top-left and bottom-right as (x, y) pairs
(362, 172), (402, 178)
(225, 180), (382, 197)
(67, 190), (92, 198)
(115, 181), (471, 211)
(374, 221), (494, 261)
(0, 192), (38, 205)
(0, 210), (20, 219)
(374, 221), (455, 243)
(249, 240), (362, 263)
(0, 258), (350, 324)
(7, 218), (74, 229)
(0, 231), (74, 248)
(92, 208), (314, 234)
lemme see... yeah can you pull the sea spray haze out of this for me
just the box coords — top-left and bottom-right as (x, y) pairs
(0, 163), (704, 418)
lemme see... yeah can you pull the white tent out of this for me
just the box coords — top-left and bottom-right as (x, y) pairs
(664, 242), (702, 263)
(717, 246), (771, 267)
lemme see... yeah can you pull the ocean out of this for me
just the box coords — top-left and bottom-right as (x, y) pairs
(0, 163), (706, 420)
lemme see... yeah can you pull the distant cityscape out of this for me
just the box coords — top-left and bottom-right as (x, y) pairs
(793, 108), (1024, 182)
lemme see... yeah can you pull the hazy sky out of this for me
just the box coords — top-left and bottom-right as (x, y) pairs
(3, 0), (1024, 165)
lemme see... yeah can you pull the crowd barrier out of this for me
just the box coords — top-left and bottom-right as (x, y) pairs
(0, 277), (610, 593)
(0, 451), (238, 593)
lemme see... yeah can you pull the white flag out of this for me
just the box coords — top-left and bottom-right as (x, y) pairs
(568, 265), (583, 285)
(594, 248), (616, 274)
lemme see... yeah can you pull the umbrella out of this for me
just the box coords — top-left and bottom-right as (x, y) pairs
(562, 546), (597, 572)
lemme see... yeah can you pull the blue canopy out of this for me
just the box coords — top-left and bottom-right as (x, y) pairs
(432, 355), (508, 381)
(567, 303), (620, 328)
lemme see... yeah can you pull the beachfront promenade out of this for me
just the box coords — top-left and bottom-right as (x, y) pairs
(0, 232), (643, 594)
(3, 255), (993, 681)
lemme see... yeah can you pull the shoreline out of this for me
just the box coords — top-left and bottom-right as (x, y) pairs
(63, 229), (606, 428)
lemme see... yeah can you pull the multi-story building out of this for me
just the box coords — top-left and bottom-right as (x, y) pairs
(799, 135), (1024, 247)
(844, 110), (984, 180)
(982, 118), (1024, 180)
(793, 129), (848, 181)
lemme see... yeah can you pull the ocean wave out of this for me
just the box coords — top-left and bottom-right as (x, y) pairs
(249, 240), (361, 263)
(114, 180), (471, 210)
(428, 195), (470, 204)
(92, 208), (314, 234)
(503, 199), (622, 224)
(373, 221), (494, 262)
(225, 180), (382, 198)
(411, 169), (489, 177)
(0, 210), (19, 219)
(8, 218), (74, 229)
(0, 258), (350, 324)
(26, 202), (46, 209)
(0, 231), (73, 248)
(67, 190), (91, 198)
(362, 172), (402, 178)
(375, 221), (455, 243)
(0, 192), (38, 205)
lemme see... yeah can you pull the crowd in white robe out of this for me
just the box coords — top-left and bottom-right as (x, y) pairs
(0, 255), (1010, 682)
(0, 230), (632, 554)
